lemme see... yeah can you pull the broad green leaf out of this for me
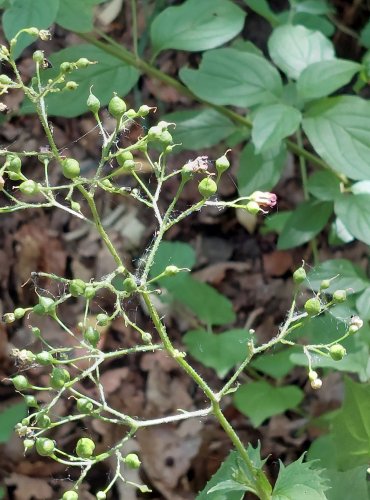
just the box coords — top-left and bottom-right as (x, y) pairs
(237, 143), (286, 196)
(168, 274), (235, 326)
(233, 381), (303, 427)
(297, 59), (361, 100)
(231, 39), (263, 56)
(307, 170), (341, 201)
(325, 466), (368, 500)
(277, 200), (332, 250)
(252, 103), (301, 152)
(331, 378), (370, 469)
(307, 259), (368, 293)
(356, 287), (370, 320)
(260, 211), (292, 235)
(360, 20), (370, 48)
(303, 96), (370, 180)
(243, 0), (280, 26)
(180, 48), (283, 107)
(150, 0), (245, 56)
(162, 109), (236, 151)
(150, 241), (196, 278)
(56, 0), (104, 32)
(272, 456), (329, 500)
(328, 218), (355, 245)
(307, 434), (337, 468)
(290, 346), (370, 381)
(22, 44), (140, 118)
(292, 12), (335, 37)
(0, 401), (27, 443)
(3, 0), (59, 58)
(334, 193), (370, 245)
(183, 328), (252, 378)
(251, 348), (296, 379)
(268, 25), (334, 79)
(295, 0), (333, 15)
(351, 180), (370, 195)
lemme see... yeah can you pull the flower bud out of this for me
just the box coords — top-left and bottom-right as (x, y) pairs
(329, 344), (346, 361)
(320, 279), (330, 290)
(293, 267), (306, 284)
(138, 104), (151, 116)
(87, 91), (100, 114)
(76, 58), (93, 68)
(36, 437), (55, 456)
(62, 158), (80, 179)
(308, 370), (318, 381)
(198, 177), (217, 199)
(164, 265), (180, 276)
(65, 81), (78, 91)
(62, 491), (78, 500)
(14, 307), (26, 319)
(24, 27), (39, 37)
(32, 50), (44, 64)
(123, 453), (141, 469)
(96, 313), (110, 326)
(0, 75), (13, 85)
(310, 378), (322, 390)
(19, 180), (40, 195)
(108, 95), (126, 118)
(76, 437), (95, 458)
(245, 201), (260, 215)
(215, 153), (230, 175)
(12, 375), (30, 391)
(304, 298), (321, 316)
(333, 290), (346, 303)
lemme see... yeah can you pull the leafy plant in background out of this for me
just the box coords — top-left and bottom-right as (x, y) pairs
(1, 27), (369, 499)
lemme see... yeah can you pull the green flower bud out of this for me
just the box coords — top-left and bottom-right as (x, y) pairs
(215, 153), (230, 175)
(19, 180), (40, 195)
(62, 492), (78, 500)
(24, 395), (38, 408)
(62, 158), (80, 179)
(0, 75), (13, 85)
(69, 279), (86, 297)
(12, 375), (29, 391)
(96, 313), (110, 326)
(70, 201), (81, 212)
(108, 95), (126, 118)
(87, 92), (100, 114)
(35, 351), (54, 365)
(308, 370), (318, 381)
(24, 438), (35, 450)
(96, 492), (106, 500)
(24, 27), (39, 37)
(60, 62), (73, 73)
(125, 109), (136, 119)
(164, 265), (180, 276)
(159, 130), (173, 145)
(138, 104), (151, 116)
(14, 308), (26, 319)
(76, 58), (92, 68)
(84, 286), (96, 300)
(37, 413), (51, 429)
(333, 290), (347, 303)
(83, 326), (100, 347)
(320, 279), (330, 290)
(65, 81), (78, 91)
(38, 296), (56, 314)
(245, 201), (260, 215)
(122, 277), (137, 293)
(50, 367), (70, 389)
(198, 177), (217, 199)
(123, 453), (141, 469)
(116, 150), (133, 166)
(77, 398), (94, 414)
(329, 344), (346, 361)
(293, 267), (306, 284)
(35, 437), (55, 456)
(76, 437), (95, 458)
(32, 50), (44, 63)
(304, 297), (321, 316)
(7, 154), (21, 173)
(141, 332), (152, 344)
(147, 125), (162, 141)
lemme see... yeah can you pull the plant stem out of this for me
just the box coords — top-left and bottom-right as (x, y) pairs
(131, 0), (139, 58)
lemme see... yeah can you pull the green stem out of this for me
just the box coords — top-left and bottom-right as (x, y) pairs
(131, 0), (139, 58)
(78, 31), (335, 174)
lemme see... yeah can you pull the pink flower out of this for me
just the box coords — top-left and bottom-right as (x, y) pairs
(250, 191), (277, 209)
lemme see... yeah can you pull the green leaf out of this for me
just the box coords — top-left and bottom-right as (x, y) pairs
(277, 200), (332, 250)
(325, 466), (368, 500)
(237, 143), (286, 196)
(0, 401), (27, 443)
(251, 348), (296, 379)
(183, 328), (252, 378)
(331, 378), (370, 470)
(268, 24), (334, 79)
(297, 59), (360, 100)
(162, 109), (236, 151)
(307, 434), (337, 468)
(334, 193), (370, 245)
(150, 241), (196, 279)
(292, 12), (335, 37)
(328, 218), (354, 245)
(356, 287), (370, 320)
(261, 211), (292, 235)
(196, 450), (249, 499)
(3, 0), (59, 58)
(22, 44), (140, 118)
(0, 487), (4, 499)
(360, 20), (370, 48)
(243, 0), (280, 26)
(168, 275), (235, 326)
(303, 96), (370, 180)
(252, 104), (301, 153)
(307, 259), (368, 293)
(307, 171), (341, 201)
(295, 0), (333, 15)
(233, 381), (303, 427)
(180, 48), (283, 107)
(56, 0), (104, 32)
(272, 456), (329, 500)
(150, 0), (245, 55)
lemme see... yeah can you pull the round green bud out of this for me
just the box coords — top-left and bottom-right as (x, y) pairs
(14, 308), (26, 319)
(333, 290), (347, 303)
(147, 125), (162, 141)
(101, 179), (113, 189)
(349, 324), (359, 334)
(108, 95), (126, 118)
(164, 265), (180, 276)
(69, 279), (86, 297)
(50, 367), (70, 389)
(12, 375), (29, 391)
(198, 177), (217, 199)
(320, 279), (331, 290)
(117, 150), (133, 166)
(121, 159), (135, 172)
(38, 296), (56, 314)
(25, 27), (39, 37)
(125, 109), (136, 119)
(24, 395), (38, 408)
(141, 332), (152, 344)
(96, 313), (110, 326)
(245, 201), (260, 215)
(96, 492), (106, 500)
(293, 267), (306, 284)
(122, 277), (137, 293)
(32, 50), (44, 63)
(159, 130), (173, 145)
(36, 351), (54, 365)
(123, 453), (141, 469)
(76, 58), (91, 68)
(31, 327), (41, 338)
(215, 154), (230, 174)
(304, 297), (321, 316)
(24, 438), (35, 450)
(70, 201), (81, 212)
(76, 437), (95, 459)
(87, 92), (100, 114)
(19, 180), (40, 195)
(62, 158), (80, 179)
(77, 398), (94, 414)
(7, 171), (22, 181)
(138, 104), (151, 117)
(7, 154), (22, 173)
(62, 491), (79, 500)
(37, 414), (51, 428)
(83, 326), (100, 347)
(308, 370), (318, 381)
(60, 62), (72, 73)
(0, 75), (13, 85)
(35, 437), (55, 456)
(329, 344), (346, 361)
(65, 81), (78, 91)
(84, 286), (96, 300)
